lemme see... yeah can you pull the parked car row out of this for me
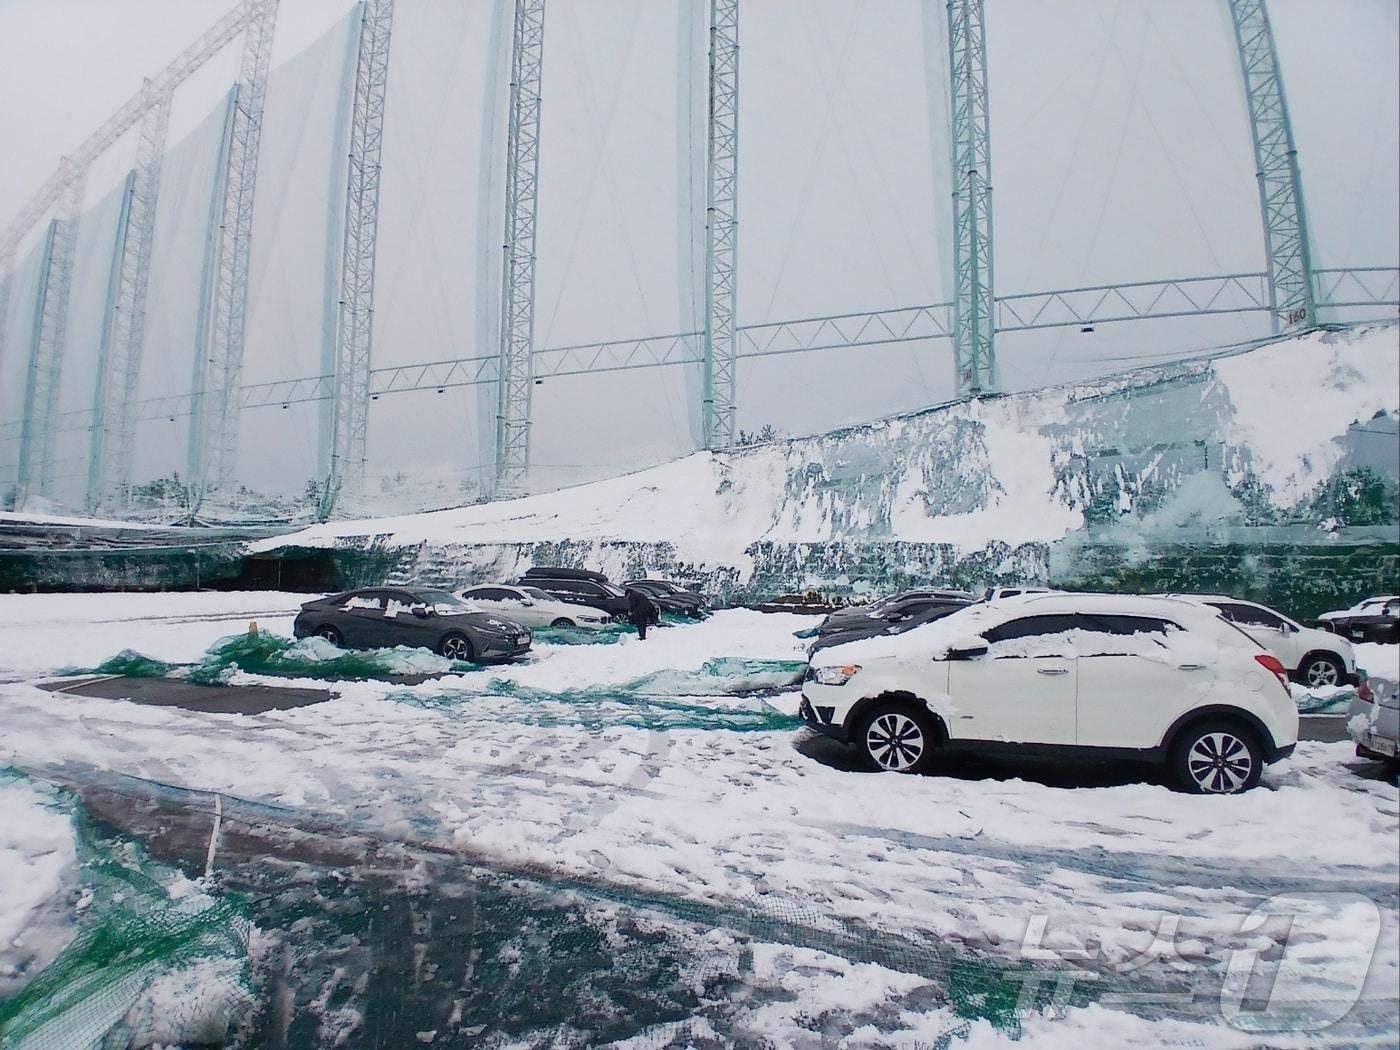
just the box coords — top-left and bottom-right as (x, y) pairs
(291, 568), (711, 660)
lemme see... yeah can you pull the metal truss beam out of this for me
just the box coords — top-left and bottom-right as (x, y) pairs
(1227, 0), (1314, 334)
(5, 270), (1395, 457)
(702, 0), (740, 449)
(947, 0), (995, 395)
(323, 0), (395, 520)
(495, 0), (547, 497)
(86, 88), (173, 515)
(15, 168), (86, 508)
(187, 0), (279, 500)
(0, 0), (259, 271)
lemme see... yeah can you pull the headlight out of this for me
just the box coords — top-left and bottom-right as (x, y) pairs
(484, 618), (514, 632)
(812, 664), (861, 686)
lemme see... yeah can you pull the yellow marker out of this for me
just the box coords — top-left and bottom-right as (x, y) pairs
(248, 620), (259, 637)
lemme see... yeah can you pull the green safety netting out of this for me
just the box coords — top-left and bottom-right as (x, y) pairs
(0, 781), (254, 1050)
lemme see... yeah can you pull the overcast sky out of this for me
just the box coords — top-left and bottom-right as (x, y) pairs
(0, 1), (1396, 507)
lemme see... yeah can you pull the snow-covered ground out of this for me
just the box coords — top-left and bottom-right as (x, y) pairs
(0, 592), (1397, 1047)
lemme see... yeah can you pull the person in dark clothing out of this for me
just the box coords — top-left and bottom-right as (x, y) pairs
(626, 587), (659, 640)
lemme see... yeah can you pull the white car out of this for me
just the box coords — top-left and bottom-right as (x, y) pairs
(801, 592), (1299, 794)
(1167, 595), (1356, 689)
(458, 584), (612, 630)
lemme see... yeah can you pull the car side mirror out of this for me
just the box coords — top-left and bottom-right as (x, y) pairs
(946, 638), (989, 660)
(412, 606), (431, 619)
(1280, 622), (1296, 635)
(520, 599), (534, 606)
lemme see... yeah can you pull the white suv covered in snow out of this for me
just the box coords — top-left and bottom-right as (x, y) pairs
(1168, 596), (1356, 689)
(800, 592), (1299, 794)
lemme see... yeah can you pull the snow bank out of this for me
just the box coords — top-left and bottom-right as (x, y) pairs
(0, 776), (78, 997)
(240, 324), (1398, 594)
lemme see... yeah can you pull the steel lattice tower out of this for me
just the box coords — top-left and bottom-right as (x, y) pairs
(702, 0), (740, 450)
(1227, 0), (1314, 334)
(494, 0), (547, 496)
(187, 0), (279, 500)
(322, 0), (395, 520)
(16, 165), (87, 508)
(947, 0), (995, 396)
(86, 87), (172, 514)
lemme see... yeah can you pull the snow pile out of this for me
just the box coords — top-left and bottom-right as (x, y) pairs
(246, 324), (1398, 579)
(0, 775), (79, 998)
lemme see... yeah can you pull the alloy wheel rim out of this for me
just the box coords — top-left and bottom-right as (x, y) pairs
(1187, 732), (1252, 793)
(443, 637), (470, 660)
(1306, 661), (1339, 688)
(318, 628), (339, 644)
(866, 712), (925, 771)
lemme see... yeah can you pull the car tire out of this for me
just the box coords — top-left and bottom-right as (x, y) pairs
(438, 633), (475, 662)
(315, 625), (342, 647)
(550, 618), (575, 628)
(856, 701), (940, 775)
(1299, 653), (1345, 689)
(1170, 719), (1264, 795)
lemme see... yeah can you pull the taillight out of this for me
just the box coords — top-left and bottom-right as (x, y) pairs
(1357, 680), (1374, 703)
(1254, 653), (1291, 694)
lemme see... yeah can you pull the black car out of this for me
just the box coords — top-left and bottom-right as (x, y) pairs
(808, 599), (971, 655)
(622, 579), (708, 618)
(293, 588), (531, 662)
(1317, 596), (1400, 644)
(517, 567), (632, 619)
(815, 592), (975, 637)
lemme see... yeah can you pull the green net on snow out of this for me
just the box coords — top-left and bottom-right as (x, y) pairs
(0, 789), (254, 1050)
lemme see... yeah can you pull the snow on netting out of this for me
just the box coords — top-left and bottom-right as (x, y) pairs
(0, 780), (253, 1050)
(0, 769), (1026, 1048)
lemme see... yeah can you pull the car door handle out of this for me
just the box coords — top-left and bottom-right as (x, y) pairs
(1037, 667), (1069, 675)
(1177, 664), (1205, 671)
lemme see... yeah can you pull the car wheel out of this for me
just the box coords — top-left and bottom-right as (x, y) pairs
(439, 633), (475, 662)
(1300, 653), (1345, 689)
(315, 625), (343, 646)
(1170, 720), (1263, 795)
(550, 618), (575, 628)
(856, 701), (939, 775)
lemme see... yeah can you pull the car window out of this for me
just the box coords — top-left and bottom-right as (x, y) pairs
(1382, 601), (1400, 618)
(982, 614), (1081, 643)
(340, 594), (384, 614)
(522, 587), (555, 602)
(475, 587), (514, 601)
(1079, 614), (1181, 636)
(1209, 601), (1284, 629)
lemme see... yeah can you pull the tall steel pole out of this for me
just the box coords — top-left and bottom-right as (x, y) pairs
(494, 0), (546, 496)
(187, 0), (279, 501)
(947, 0), (995, 396)
(87, 86), (172, 514)
(1227, 0), (1314, 333)
(322, 0), (395, 520)
(702, 0), (740, 450)
(15, 164), (86, 508)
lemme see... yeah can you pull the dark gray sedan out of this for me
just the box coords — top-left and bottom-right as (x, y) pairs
(293, 588), (531, 662)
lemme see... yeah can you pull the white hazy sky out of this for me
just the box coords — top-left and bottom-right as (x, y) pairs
(0, 1), (1396, 506)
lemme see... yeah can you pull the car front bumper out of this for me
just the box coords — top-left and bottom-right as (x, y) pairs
(478, 632), (532, 659)
(799, 694), (851, 743)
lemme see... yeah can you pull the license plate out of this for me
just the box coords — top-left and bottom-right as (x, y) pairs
(1367, 734), (1397, 757)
